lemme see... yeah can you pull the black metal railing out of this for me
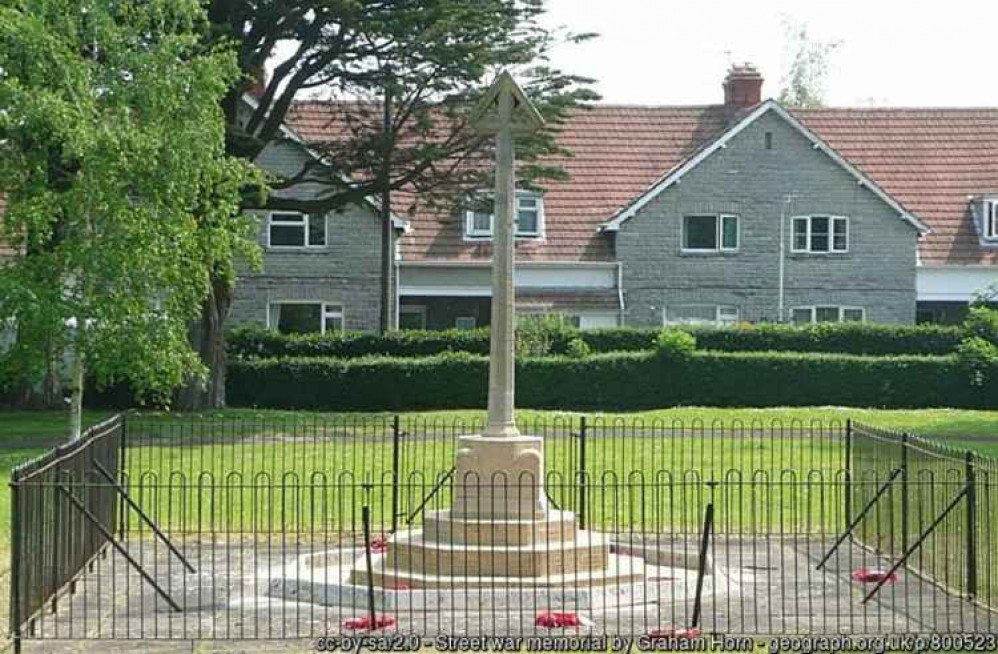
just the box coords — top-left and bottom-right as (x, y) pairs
(9, 414), (124, 649)
(8, 414), (997, 644)
(850, 422), (997, 611)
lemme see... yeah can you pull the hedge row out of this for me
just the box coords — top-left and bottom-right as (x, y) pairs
(227, 322), (965, 359)
(227, 351), (997, 411)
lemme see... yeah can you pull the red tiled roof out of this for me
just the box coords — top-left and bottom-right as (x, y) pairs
(792, 108), (998, 265)
(287, 102), (998, 266)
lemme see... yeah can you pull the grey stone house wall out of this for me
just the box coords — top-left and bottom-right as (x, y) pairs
(229, 140), (384, 332)
(616, 110), (919, 326)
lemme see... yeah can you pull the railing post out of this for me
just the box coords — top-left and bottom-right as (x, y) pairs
(578, 416), (588, 531)
(966, 450), (977, 600)
(10, 474), (22, 654)
(390, 415), (402, 534)
(118, 412), (128, 541)
(844, 419), (852, 531)
(900, 432), (909, 554)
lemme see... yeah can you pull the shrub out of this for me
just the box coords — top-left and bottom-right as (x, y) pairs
(964, 306), (998, 345)
(228, 321), (966, 360)
(227, 350), (998, 411)
(656, 330), (696, 361)
(516, 314), (575, 357)
(955, 336), (998, 387)
(564, 338), (592, 359)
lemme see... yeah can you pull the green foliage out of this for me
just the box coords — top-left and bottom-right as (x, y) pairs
(227, 351), (998, 411)
(228, 324), (492, 359)
(955, 337), (998, 388)
(0, 0), (259, 405)
(516, 314), (575, 357)
(228, 321), (965, 360)
(655, 329), (696, 361)
(964, 305), (998, 345)
(564, 337), (592, 359)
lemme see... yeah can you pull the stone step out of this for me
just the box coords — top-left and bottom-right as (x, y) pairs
(384, 530), (611, 578)
(423, 509), (578, 546)
(350, 552), (647, 590)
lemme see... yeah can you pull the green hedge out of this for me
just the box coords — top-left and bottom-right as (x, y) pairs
(228, 322), (964, 360)
(227, 351), (997, 411)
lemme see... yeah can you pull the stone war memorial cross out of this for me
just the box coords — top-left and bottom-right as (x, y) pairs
(342, 72), (641, 593)
(452, 70), (549, 521)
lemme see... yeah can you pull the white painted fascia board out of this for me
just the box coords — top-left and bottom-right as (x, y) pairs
(600, 99), (930, 236)
(240, 93), (409, 232)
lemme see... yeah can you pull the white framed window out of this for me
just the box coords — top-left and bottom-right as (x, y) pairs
(454, 316), (477, 330)
(268, 302), (344, 334)
(790, 306), (865, 325)
(464, 191), (544, 239)
(681, 214), (739, 252)
(791, 215), (848, 253)
(399, 305), (427, 330)
(664, 304), (740, 326)
(983, 199), (998, 240)
(268, 212), (326, 248)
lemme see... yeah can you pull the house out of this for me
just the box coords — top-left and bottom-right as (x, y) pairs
(234, 65), (998, 332)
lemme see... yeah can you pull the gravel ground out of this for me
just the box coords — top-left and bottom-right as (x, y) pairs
(15, 534), (995, 652)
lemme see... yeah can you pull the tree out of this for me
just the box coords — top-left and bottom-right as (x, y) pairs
(778, 18), (841, 108)
(0, 0), (260, 438)
(181, 0), (596, 407)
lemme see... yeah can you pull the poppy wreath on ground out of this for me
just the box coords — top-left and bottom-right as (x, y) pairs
(534, 611), (593, 628)
(649, 628), (702, 639)
(851, 567), (898, 584)
(368, 535), (389, 553)
(341, 615), (397, 631)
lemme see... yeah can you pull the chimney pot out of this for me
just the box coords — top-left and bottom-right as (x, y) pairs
(723, 63), (764, 116)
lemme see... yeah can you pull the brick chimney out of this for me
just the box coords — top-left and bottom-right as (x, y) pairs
(723, 63), (764, 117)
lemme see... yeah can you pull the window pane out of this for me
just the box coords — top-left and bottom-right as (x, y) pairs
(324, 315), (343, 332)
(270, 224), (305, 247)
(792, 218), (808, 251)
(272, 213), (304, 223)
(810, 217), (830, 252)
(399, 308), (426, 330)
(832, 218), (847, 251)
(683, 216), (718, 250)
(791, 308), (813, 324)
(472, 211), (492, 233)
(667, 305), (717, 325)
(276, 304), (322, 334)
(718, 306), (740, 324)
(721, 215), (738, 249)
(815, 306), (839, 323)
(842, 308), (864, 322)
(455, 316), (476, 330)
(308, 214), (326, 246)
(518, 196), (537, 209)
(517, 208), (539, 234)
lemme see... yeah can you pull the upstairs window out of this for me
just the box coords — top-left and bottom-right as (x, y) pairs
(792, 216), (848, 253)
(984, 199), (998, 240)
(268, 212), (326, 248)
(791, 306), (864, 325)
(464, 191), (544, 239)
(682, 214), (739, 252)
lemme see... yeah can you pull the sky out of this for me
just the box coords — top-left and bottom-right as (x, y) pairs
(537, 0), (998, 107)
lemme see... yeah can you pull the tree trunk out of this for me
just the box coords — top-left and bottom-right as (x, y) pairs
(68, 348), (84, 441)
(176, 275), (233, 410)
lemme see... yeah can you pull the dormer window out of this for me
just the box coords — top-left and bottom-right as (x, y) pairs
(983, 199), (998, 240)
(464, 191), (544, 239)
